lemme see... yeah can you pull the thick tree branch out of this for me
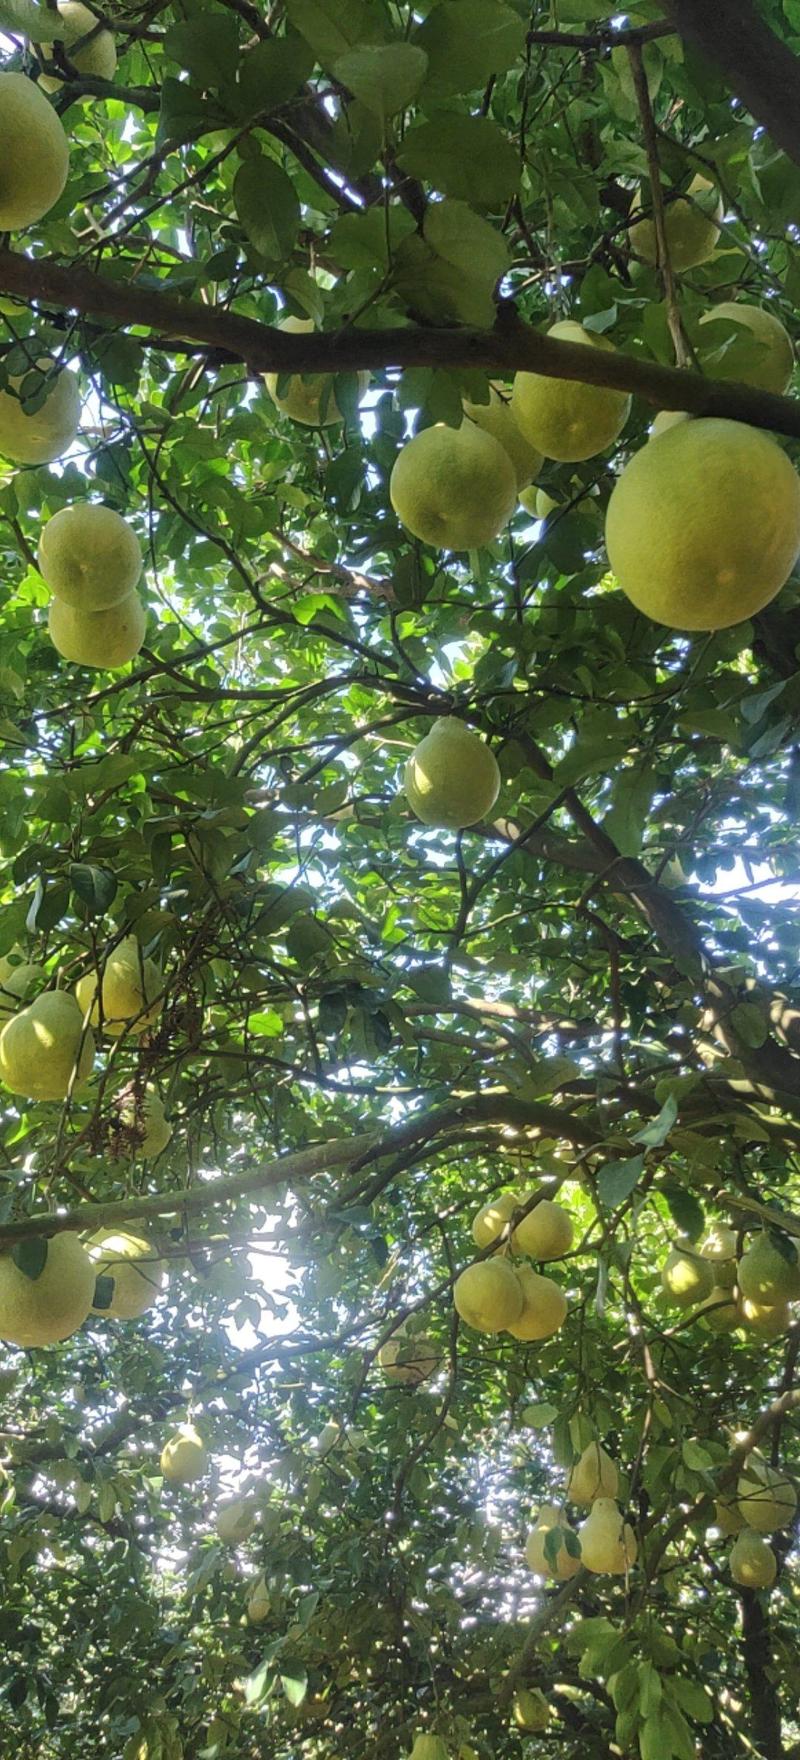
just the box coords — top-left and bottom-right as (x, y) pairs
(661, 0), (800, 171)
(1, 248), (800, 434)
(0, 1092), (603, 1247)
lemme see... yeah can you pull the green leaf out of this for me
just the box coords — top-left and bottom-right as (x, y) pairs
(0, 0), (49, 37)
(604, 763), (656, 857)
(329, 206), (416, 271)
(234, 158), (300, 262)
(423, 199), (509, 288)
(333, 43), (428, 118)
(681, 1439), (713, 1472)
(69, 863), (118, 917)
(92, 1274), (115, 1312)
(520, 1401), (558, 1428)
(164, 14), (240, 89)
(280, 1663), (308, 1707)
(633, 1093), (678, 1149)
(398, 114), (520, 207)
(243, 1657), (273, 1707)
(12, 1238), (48, 1281)
(238, 33), (315, 115)
(670, 1677), (714, 1725)
(660, 1178), (705, 1244)
(415, 0), (525, 98)
(156, 78), (229, 150)
(597, 1155), (645, 1208)
(729, 1001), (769, 1048)
(287, 0), (388, 68)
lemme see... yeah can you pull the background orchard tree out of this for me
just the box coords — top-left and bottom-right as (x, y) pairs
(1, 1), (800, 1757)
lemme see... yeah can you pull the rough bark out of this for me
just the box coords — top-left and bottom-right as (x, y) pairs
(661, 0), (800, 171)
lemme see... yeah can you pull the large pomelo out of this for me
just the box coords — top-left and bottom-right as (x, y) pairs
(605, 418), (800, 630)
(511, 320), (630, 463)
(390, 421), (517, 550)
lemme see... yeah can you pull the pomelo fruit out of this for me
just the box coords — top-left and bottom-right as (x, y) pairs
(38, 1), (117, 91)
(161, 1424), (207, 1484)
(578, 1497), (637, 1574)
(605, 418), (800, 630)
(729, 1529), (776, 1588)
(513, 1689), (550, 1732)
(38, 503), (141, 611)
(471, 1191), (516, 1248)
(264, 316), (367, 425)
(511, 320), (631, 462)
(215, 1496), (257, 1544)
(378, 1330), (441, 1385)
(75, 935), (162, 1038)
(404, 718), (500, 830)
(0, 73), (69, 228)
(389, 421), (517, 550)
(525, 1502), (581, 1579)
(462, 385), (543, 490)
(698, 301), (793, 394)
(0, 1232), (95, 1345)
(512, 1196), (573, 1260)
(737, 1232), (799, 1305)
(246, 1574), (271, 1622)
(506, 1265), (567, 1341)
(0, 360), (79, 464)
(567, 1442), (618, 1507)
(737, 1296), (792, 1339)
(648, 409), (690, 439)
(88, 1230), (166, 1319)
(453, 1258), (524, 1333)
(630, 174), (722, 272)
(660, 1243), (714, 1307)
(737, 1454), (797, 1533)
(48, 589), (146, 667)
(0, 990), (94, 1101)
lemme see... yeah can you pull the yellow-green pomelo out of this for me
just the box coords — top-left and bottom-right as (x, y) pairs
(729, 1530), (776, 1589)
(264, 316), (367, 426)
(453, 1258), (523, 1334)
(215, 1496), (257, 1544)
(462, 386), (543, 490)
(698, 301), (793, 394)
(247, 1574), (271, 1623)
(697, 1286), (738, 1333)
(737, 1296), (792, 1339)
(578, 1497), (637, 1574)
(0, 957), (42, 1016)
(38, 1), (117, 91)
(649, 409), (690, 440)
(75, 935), (162, 1038)
(390, 422), (517, 550)
(409, 1737), (448, 1760)
(714, 1496), (745, 1537)
(512, 1196), (573, 1260)
(661, 1243), (714, 1307)
(506, 1265), (567, 1341)
(630, 174), (722, 272)
(525, 1503), (581, 1579)
(511, 321), (631, 463)
(737, 1455), (797, 1533)
(48, 590), (146, 668)
(0, 1233), (95, 1346)
(0, 990), (94, 1101)
(472, 1191), (516, 1248)
(116, 1083), (172, 1157)
(513, 1689), (550, 1732)
(405, 717), (500, 830)
(737, 1233), (799, 1305)
(0, 73), (69, 229)
(606, 418), (800, 630)
(567, 1442), (618, 1507)
(378, 1331), (441, 1385)
(88, 1230), (166, 1319)
(0, 361), (79, 464)
(38, 503), (141, 611)
(161, 1424), (207, 1484)
(699, 1224), (737, 1263)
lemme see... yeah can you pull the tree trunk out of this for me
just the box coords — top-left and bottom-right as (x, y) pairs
(741, 1588), (784, 1759)
(661, 0), (800, 170)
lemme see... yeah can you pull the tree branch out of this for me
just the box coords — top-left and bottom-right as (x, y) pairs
(661, 0), (800, 171)
(0, 1092), (603, 1246)
(1, 248), (800, 434)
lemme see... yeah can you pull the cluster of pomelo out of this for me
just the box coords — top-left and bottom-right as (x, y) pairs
(661, 1224), (800, 1340)
(526, 1442), (637, 1579)
(0, 1225), (165, 1349)
(0, 934), (162, 1104)
(453, 1191), (573, 1343)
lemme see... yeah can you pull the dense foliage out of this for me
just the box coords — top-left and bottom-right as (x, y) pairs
(0, 2), (800, 1757)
